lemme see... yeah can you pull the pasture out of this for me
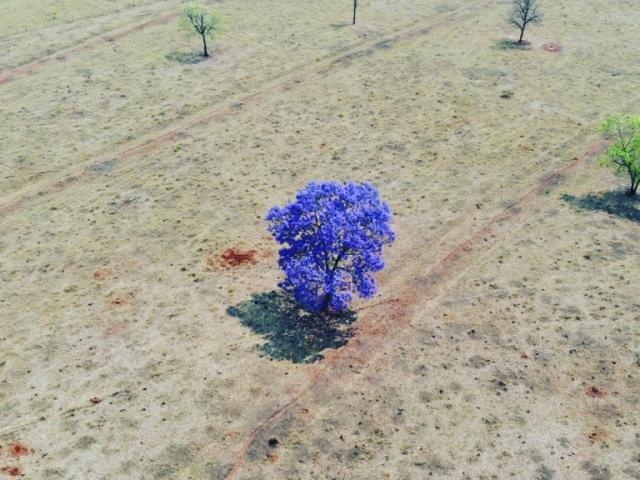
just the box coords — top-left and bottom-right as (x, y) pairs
(0, 0), (638, 478)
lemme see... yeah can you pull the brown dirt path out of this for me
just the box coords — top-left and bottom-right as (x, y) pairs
(0, 2), (488, 217)
(220, 140), (607, 479)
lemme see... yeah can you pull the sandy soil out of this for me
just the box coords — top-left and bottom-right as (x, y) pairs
(0, 0), (638, 479)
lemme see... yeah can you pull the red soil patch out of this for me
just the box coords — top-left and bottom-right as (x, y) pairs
(265, 453), (279, 464)
(93, 268), (112, 280)
(8, 443), (30, 458)
(220, 248), (258, 268)
(89, 397), (102, 405)
(588, 430), (608, 444)
(297, 407), (311, 421)
(108, 295), (130, 306)
(0, 466), (22, 477)
(103, 320), (128, 337)
(543, 42), (563, 52)
(586, 386), (607, 398)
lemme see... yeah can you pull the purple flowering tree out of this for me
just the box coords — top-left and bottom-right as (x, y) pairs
(266, 181), (395, 313)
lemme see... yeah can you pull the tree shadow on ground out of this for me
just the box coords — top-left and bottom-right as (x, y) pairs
(495, 38), (531, 50)
(562, 190), (640, 223)
(166, 51), (206, 64)
(227, 290), (357, 363)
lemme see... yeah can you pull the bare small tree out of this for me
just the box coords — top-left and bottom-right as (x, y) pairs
(183, 2), (221, 57)
(352, 0), (357, 25)
(509, 0), (542, 44)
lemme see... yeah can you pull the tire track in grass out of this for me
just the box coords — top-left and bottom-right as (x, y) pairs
(221, 139), (608, 479)
(0, 139), (608, 471)
(0, 2), (621, 475)
(0, 5), (491, 444)
(0, 6), (182, 85)
(0, 0), (173, 42)
(0, 3), (489, 216)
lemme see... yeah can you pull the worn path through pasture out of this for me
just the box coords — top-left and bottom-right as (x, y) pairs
(0, 7), (185, 85)
(0, 1), (491, 217)
(219, 135), (609, 478)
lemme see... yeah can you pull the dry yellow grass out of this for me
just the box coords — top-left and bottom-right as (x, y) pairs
(0, 0), (638, 479)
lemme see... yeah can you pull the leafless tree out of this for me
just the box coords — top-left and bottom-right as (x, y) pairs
(509, 0), (542, 44)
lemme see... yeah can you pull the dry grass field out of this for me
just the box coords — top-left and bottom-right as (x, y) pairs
(0, 0), (639, 478)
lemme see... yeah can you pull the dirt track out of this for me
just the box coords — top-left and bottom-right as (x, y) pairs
(1, 0), (639, 478)
(0, 11), (182, 86)
(221, 139), (609, 478)
(0, 2), (482, 216)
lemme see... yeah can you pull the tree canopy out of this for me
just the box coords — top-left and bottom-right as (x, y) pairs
(267, 181), (395, 313)
(182, 2), (221, 57)
(509, 0), (542, 44)
(600, 113), (640, 195)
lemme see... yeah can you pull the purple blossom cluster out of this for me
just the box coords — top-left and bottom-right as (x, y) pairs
(266, 181), (395, 313)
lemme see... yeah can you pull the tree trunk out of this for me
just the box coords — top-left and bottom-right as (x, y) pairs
(202, 33), (209, 57)
(322, 292), (332, 313)
(518, 25), (525, 44)
(353, 0), (357, 25)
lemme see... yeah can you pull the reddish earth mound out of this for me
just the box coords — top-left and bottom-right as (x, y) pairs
(220, 248), (258, 268)
(8, 443), (30, 457)
(108, 296), (130, 306)
(588, 430), (608, 443)
(94, 268), (112, 280)
(543, 42), (563, 52)
(0, 466), (22, 477)
(586, 386), (607, 398)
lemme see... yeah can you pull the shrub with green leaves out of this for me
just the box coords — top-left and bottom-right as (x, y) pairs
(182, 2), (221, 57)
(600, 114), (640, 196)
